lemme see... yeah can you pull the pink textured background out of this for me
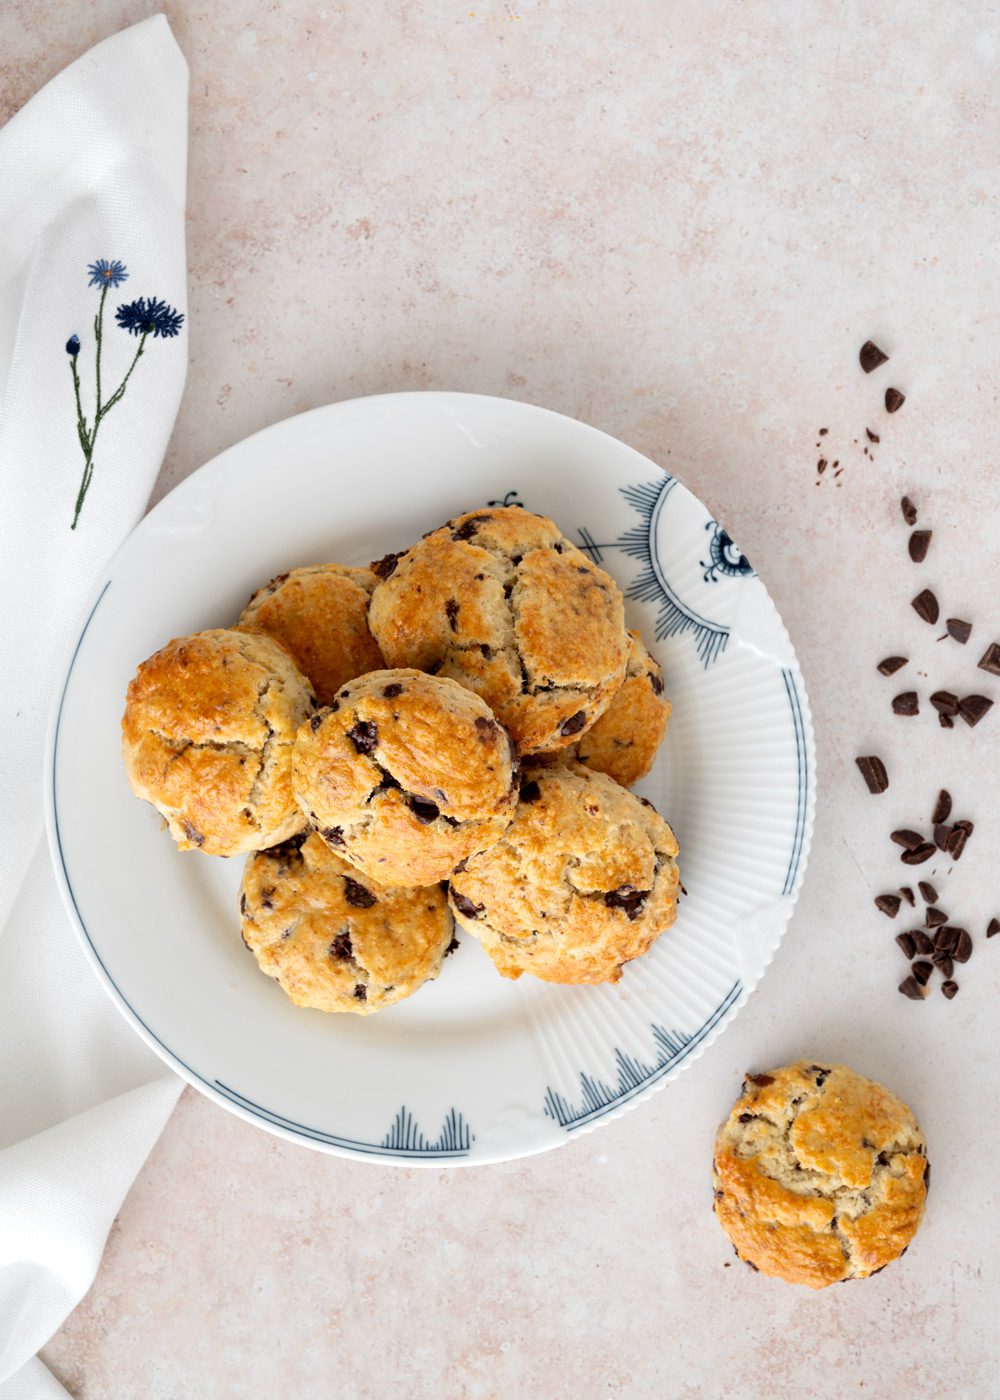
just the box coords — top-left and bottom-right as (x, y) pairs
(3, 2), (999, 1395)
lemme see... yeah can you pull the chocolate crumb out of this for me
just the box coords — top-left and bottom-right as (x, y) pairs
(895, 932), (917, 959)
(900, 496), (918, 526)
(946, 619), (972, 645)
(911, 589), (940, 625)
(891, 829), (924, 851)
(819, 427), (828, 435)
(977, 642), (1000, 676)
(898, 975), (926, 1000)
(899, 885), (915, 906)
(874, 894), (901, 918)
(877, 656), (908, 677)
(860, 340), (889, 373)
(892, 691), (919, 716)
(908, 530), (932, 563)
(958, 694), (993, 727)
(817, 458), (827, 474)
(911, 960), (933, 986)
(931, 791), (952, 825)
(866, 427), (880, 444)
(986, 918), (1000, 939)
(901, 843), (936, 866)
(939, 713), (955, 730)
(885, 387), (906, 413)
(855, 755), (889, 794)
(941, 980), (959, 999)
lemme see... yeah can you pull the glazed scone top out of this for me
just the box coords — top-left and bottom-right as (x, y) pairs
(122, 628), (314, 856)
(713, 1061), (928, 1289)
(239, 563), (383, 706)
(292, 668), (519, 886)
(367, 507), (629, 755)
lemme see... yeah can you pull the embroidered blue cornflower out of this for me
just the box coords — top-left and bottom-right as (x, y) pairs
(87, 259), (129, 289)
(114, 297), (185, 339)
(66, 334), (81, 356)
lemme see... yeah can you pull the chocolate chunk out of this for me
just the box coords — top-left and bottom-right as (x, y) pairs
(931, 791), (952, 825)
(737, 1113), (756, 1123)
(898, 976), (926, 1000)
(908, 530), (932, 563)
(911, 960), (933, 986)
(409, 796), (440, 824)
(933, 822), (952, 851)
(941, 980), (959, 999)
(382, 682), (403, 698)
(451, 514), (492, 542)
(900, 496), (918, 526)
(901, 843), (936, 865)
(744, 1073), (775, 1088)
(910, 930), (935, 955)
(856, 755), (889, 794)
(939, 713), (955, 730)
(520, 780), (541, 803)
(946, 619), (972, 645)
(892, 691), (919, 716)
(874, 894), (902, 918)
(932, 954), (953, 979)
(561, 709), (587, 737)
(987, 918), (1000, 939)
(930, 690), (959, 716)
(329, 931), (353, 960)
(451, 891), (485, 920)
(911, 589), (939, 625)
(933, 926), (959, 954)
(885, 387), (906, 413)
(924, 907), (947, 928)
(343, 878), (377, 909)
(866, 427), (880, 444)
(918, 881), (938, 904)
(503, 581), (514, 600)
(977, 642), (1000, 676)
(479, 643), (493, 659)
(895, 932), (916, 959)
(859, 340), (889, 373)
(239, 893), (248, 915)
(899, 885), (915, 906)
(444, 935), (460, 957)
(320, 826), (345, 847)
(649, 670), (665, 696)
(346, 720), (378, 755)
(891, 829), (924, 851)
(948, 822), (973, 860)
(951, 928), (973, 963)
(353, 984), (367, 1001)
(958, 694), (993, 727)
(604, 884), (649, 920)
(445, 598), (460, 631)
(370, 550), (403, 580)
(181, 820), (205, 848)
(475, 715), (497, 741)
(877, 656), (908, 677)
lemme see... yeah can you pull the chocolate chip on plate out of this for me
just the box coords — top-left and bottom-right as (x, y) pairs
(892, 691), (919, 716)
(924, 906), (948, 928)
(856, 755), (889, 794)
(898, 975), (926, 1000)
(908, 530), (932, 563)
(986, 918), (1000, 939)
(899, 885), (915, 906)
(896, 932), (917, 959)
(911, 960), (934, 986)
(891, 829), (924, 851)
(942, 980), (959, 999)
(877, 656), (908, 677)
(958, 694), (994, 727)
(930, 791), (952, 825)
(874, 894), (902, 918)
(885, 387), (906, 413)
(901, 843), (936, 865)
(946, 618), (972, 645)
(978, 642), (1000, 677)
(930, 690), (959, 717)
(911, 589), (940, 625)
(860, 340), (889, 373)
(900, 496), (918, 526)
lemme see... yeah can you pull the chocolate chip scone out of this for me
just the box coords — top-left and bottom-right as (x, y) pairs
(239, 832), (453, 1014)
(448, 764), (679, 983)
(238, 563), (383, 706)
(367, 507), (629, 756)
(713, 1062), (929, 1289)
(122, 628), (314, 856)
(292, 668), (518, 887)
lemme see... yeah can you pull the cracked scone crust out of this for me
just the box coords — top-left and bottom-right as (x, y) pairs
(239, 832), (453, 1014)
(367, 507), (629, 756)
(448, 764), (679, 984)
(292, 669), (518, 887)
(713, 1062), (928, 1289)
(123, 629), (314, 856)
(238, 563), (384, 706)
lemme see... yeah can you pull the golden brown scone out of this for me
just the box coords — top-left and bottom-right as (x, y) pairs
(544, 630), (670, 787)
(448, 764), (679, 983)
(367, 507), (629, 756)
(713, 1062), (928, 1289)
(239, 832), (454, 1014)
(238, 563), (383, 706)
(122, 628), (314, 856)
(292, 669), (518, 887)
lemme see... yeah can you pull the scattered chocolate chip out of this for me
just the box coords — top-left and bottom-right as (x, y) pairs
(977, 642), (1000, 677)
(445, 598), (460, 631)
(930, 690), (959, 716)
(892, 691), (919, 716)
(891, 829), (924, 851)
(409, 796), (440, 824)
(910, 930), (935, 956)
(370, 550), (403, 580)
(382, 682), (403, 698)
(932, 954), (954, 979)
(604, 884), (649, 920)
(898, 975), (926, 1000)
(911, 589), (939, 625)
(895, 932), (916, 959)
(866, 427), (880, 443)
(744, 1073), (775, 1088)
(946, 619), (972, 645)
(329, 931), (353, 960)
(986, 918), (1000, 938)
(933, 925), (959, 954)
(908, 530), (932, 563)
(344, 878), (377, 909)
(320, 826), (345, 847)
(346, 720), (377, 755)
(933, 822), (952, 851)
(952, 929), (973, 963)
(817, 458), (828, 474)
(877, 656), (908, 677)
(860, 340), (889, 373)
(885, 387), (905, 413)
(942, 980), (959, 999)
(911, 960), (933, 986)
(444, 935), (460, 957)
(899, 885), (915, 906)
(451, 514), (492, 542)
(874, 894), (901, 919)
(948, 821), (973, 860)
(931, 791), (952, 825)
(561, 709), (587, 737)
(856, 755), (889, 794)
(939, 713), (955, 730)
(900, 496), (918, 526)
(959, 694), (993, 727)
(924, 907), (947, 928)
(520, 780), (541, 803)
(353, 984), (367, 1002)
(901, 843), (936, 865)
(451, 892), (485, 920)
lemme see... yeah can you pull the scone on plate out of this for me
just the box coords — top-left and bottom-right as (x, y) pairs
(238, 563), (383, 706)
(122, 628), (314, 856)
(448, 764), (679, 983)
(367, 507), (629, 756)
(545, 630), (670, 787)
(239, 832), (453, 1014)
(293, 668), (518, 887)
(713, 1062), (929, 1288)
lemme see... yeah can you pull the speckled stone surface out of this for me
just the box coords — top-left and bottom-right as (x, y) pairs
(4, 1), (999, 1395)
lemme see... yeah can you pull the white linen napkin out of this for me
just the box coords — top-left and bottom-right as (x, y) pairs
(0, 17), (189, 1394)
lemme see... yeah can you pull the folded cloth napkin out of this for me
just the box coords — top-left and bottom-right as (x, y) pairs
(0, 17), (189, 1394)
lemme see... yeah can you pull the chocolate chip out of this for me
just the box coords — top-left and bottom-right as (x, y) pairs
(987, 918), (1000, 939)
(899, 885), (915, 906)
(451, 891), (485, 920)
(445, 598), (460, 631)
(239, 893), (248, 915)
(353, 984), (367, 1001)
(744, 1073), (774, 1088)
(520, 780), (541, 803)
(901, 843), (936, 865)
(346, 720), (377, 755)
(925, 906), (947, 928)
(930, 690), (959, 716)
(604, 884), (649, 920)
(444, 935), (460, 957)
(329, 931), (353, 960)
(382, 682), (403, 698)
(931, 791), (952, 825)
(856, 755), (889, 794)
(933, 822), (952, 851)
(409, 796), (440, 824)
(475, 715), (497, 741)
(952, 929), (973, 963)
(933, 925), (959, 954)
(181, 820), (205, 848)
(451, 514), (492, 542)
(892, 691), (919, 716)
(649, 670), (664, 696)
(738, 1112), (756, 1123)
(877, 656), (908, 677)
(911, 960), (933, 986)
(910, 930), (935, 956)
(370, 550), (403, 580)
(939, 713), (955, 730)
(320, 826), (345, 847)
(310, 713), (322, 737)
(898, 976), (926, 1000)
(874, 895), (901, 918)
(479, 643), (493, 659)
(908, 530), (932, 563)
(503, 582), (514, 600)
(344, 878), (376, 909)
(561, 709), (587, 737)
(900, 496), (918, 526)
(977, 642), (1000, 677)
(941, 980), (959, 999)
(885, 387), (906, 413)
(958, 694), (993, 727)
(932, 954), (954, 978)
(895, 932), (916, 959)
(866, 427), (880, 443)
(859, 340), (889, 373)
(948, 821), (973, 860)
(911, 589), (939, 625)
(946, 619), (972, 645)
(891, 829), (924, 851)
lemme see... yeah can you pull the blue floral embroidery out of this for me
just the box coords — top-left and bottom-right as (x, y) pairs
(86, 259), (129, 288)
(65, 334), (80, 357)
(115, 296), (184, 339)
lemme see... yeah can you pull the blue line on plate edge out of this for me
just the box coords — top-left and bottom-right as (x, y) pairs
(781, 669), (808, 898)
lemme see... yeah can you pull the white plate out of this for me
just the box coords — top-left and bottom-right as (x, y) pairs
(46, 392), (815, 1166)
